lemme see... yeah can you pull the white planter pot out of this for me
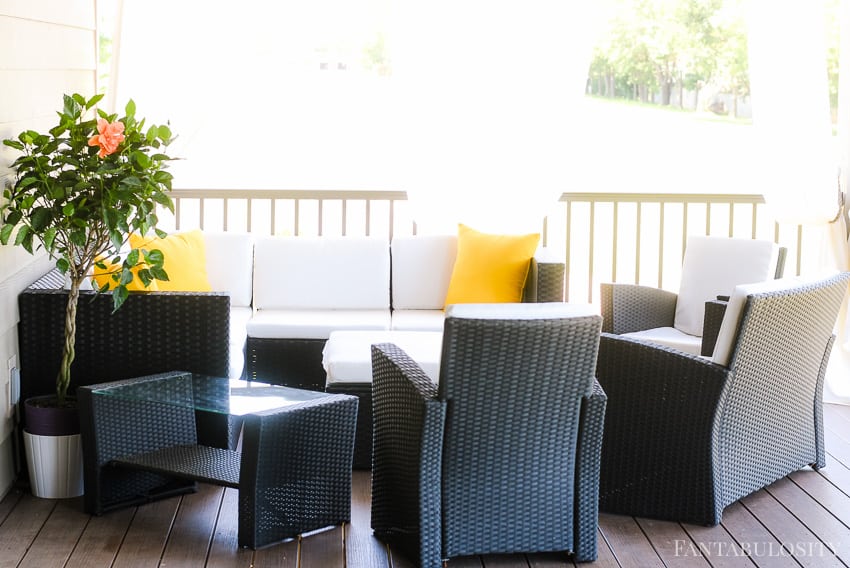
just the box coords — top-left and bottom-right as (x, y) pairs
(23, 431), (84, 499)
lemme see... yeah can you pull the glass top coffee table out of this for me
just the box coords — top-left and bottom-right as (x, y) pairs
(78, 371), (358, 549)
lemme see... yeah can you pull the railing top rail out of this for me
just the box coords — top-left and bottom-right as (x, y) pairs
(169, 189), (409, 200)
(170, 189), (766, 206)
(560, 192), (766, 204)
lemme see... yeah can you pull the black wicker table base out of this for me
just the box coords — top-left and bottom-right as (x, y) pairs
(78, 372), (358, 549)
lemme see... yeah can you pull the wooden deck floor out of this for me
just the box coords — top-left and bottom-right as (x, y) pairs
(1, 404), (849, 568)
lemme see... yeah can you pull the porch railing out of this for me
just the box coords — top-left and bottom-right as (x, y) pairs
(162, 189), (811, 304)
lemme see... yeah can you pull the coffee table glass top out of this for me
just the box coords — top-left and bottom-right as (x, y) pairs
(90, 372), (329, 416)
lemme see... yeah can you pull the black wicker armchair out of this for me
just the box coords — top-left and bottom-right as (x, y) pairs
(596, 272), (850, 526)
(370, 303), (606, 566)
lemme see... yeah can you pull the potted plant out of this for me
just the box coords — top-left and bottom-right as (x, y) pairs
(0, 93), (175, 497)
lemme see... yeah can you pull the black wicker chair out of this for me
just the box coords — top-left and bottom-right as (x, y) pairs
(596, 272), (850, 526)
(601, 236), (786, 356)
(370, 303), (606, 566)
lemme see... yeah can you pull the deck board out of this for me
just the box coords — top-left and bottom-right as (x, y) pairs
(1, 404), (850, 567)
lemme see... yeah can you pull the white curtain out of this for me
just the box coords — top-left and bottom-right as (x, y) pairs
(825, 0), (850, 404)
(748, 0), (850, 403)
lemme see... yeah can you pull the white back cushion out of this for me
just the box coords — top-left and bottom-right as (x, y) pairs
(391, 235), (457, 309)
(253, 236), (390, 310)
(203, 232), (254, 308)
(674, 236), (778, 337)
(711, 275), (826, 366)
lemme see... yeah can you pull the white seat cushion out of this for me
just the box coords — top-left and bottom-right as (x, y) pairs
(622, 326), (702, 355)
(391, 235), (457, 309)
(253, 235), (390, 310)
(390, 309), (445, 331)
(203, 232), (255, 308)
(323, 330), (443, 385)
(228, 307), (253, 379)
(247, 309), (391, 340)
(674, 236), (779, 337)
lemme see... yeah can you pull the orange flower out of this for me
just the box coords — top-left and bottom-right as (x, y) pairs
(88, 118), (126, 158)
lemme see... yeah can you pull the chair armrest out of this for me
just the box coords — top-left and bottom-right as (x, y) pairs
(700, 299), (728, 356)
(595, 333), (730, 523)
(370, 343), (445, 568)
(574, 379), (606, 561)
(600, 283), (678, 333)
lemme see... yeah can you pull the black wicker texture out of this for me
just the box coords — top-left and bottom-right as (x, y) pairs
(80, 372), (358, 549)
(596, 272), (850, 526)
(701, 299), (728, 356)
(238, 394), (358, 548)
(78, 372), (200, 515)
(18, 283), (230, 406)
(113, 444), (241, 488)
(715, 274), (848, 510)
(534, 261), (566, 303)
(600, 283), (678, 334)
(246, 337), (327, 390)
(370, 343), (445, 568)
(371, 311), (605, 566)
(325, 382), (373, 469)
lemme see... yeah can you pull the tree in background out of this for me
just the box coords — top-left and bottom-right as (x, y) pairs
(587, 0), (839, 121)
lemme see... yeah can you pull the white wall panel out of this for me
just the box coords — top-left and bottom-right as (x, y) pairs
(0, 0), (96, 497)
(0, 16), (96, 71)
(0, 0), (94, 29)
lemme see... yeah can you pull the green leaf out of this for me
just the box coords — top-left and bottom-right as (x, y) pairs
(157, 125), (172, 141)
(30, 207), (52, 232)
(112, 286), (129, 312)
(69, 229), (87, 247)
(86, 93), (104, 109)
(120, 268), (134, 286)
(13, 224), (29, 246)
(43, 227), (57, 250)
(145, 249), (164, 266)
(4, 210), (22, 226)
(125, 99), (136, 118)
(120, 176), (142, 187)
(150, 266), (169, 281)
(3, 139), (24, 150)
(132, 151), (151, 169)
(137, 268), (153, 287)
(0, 224), (14, 245)
(125, 248), (140, 267)
(56, 257), (70, 273)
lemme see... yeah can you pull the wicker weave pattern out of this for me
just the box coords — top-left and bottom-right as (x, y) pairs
(80, 372), (358, 549)
(18, 285), (230, 402)
(596, 273), (850, 525)
(600, 283), (678, 334)
(79, 372), (200, 515)
(371, 311), (605, 566)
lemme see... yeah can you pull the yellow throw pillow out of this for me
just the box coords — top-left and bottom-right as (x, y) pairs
(92, 256), (160, 291)
(444, 224), (540, 306)
(129, 229), (212, 292)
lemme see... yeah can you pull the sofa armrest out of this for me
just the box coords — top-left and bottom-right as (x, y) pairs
(600, 283), (678, 334)
(700, 298), (728, 356)
(524, 259), (565, 303)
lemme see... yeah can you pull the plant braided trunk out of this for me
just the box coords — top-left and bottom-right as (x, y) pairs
(57, 279), (80, 405)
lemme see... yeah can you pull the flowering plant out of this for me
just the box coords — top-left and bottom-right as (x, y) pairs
(1, 93), (175, 404)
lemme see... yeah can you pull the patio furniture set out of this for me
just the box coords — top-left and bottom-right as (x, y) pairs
(15, 231), (850, 565)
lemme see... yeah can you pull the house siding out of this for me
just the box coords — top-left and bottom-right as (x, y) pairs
(0, 0), (96, 496)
